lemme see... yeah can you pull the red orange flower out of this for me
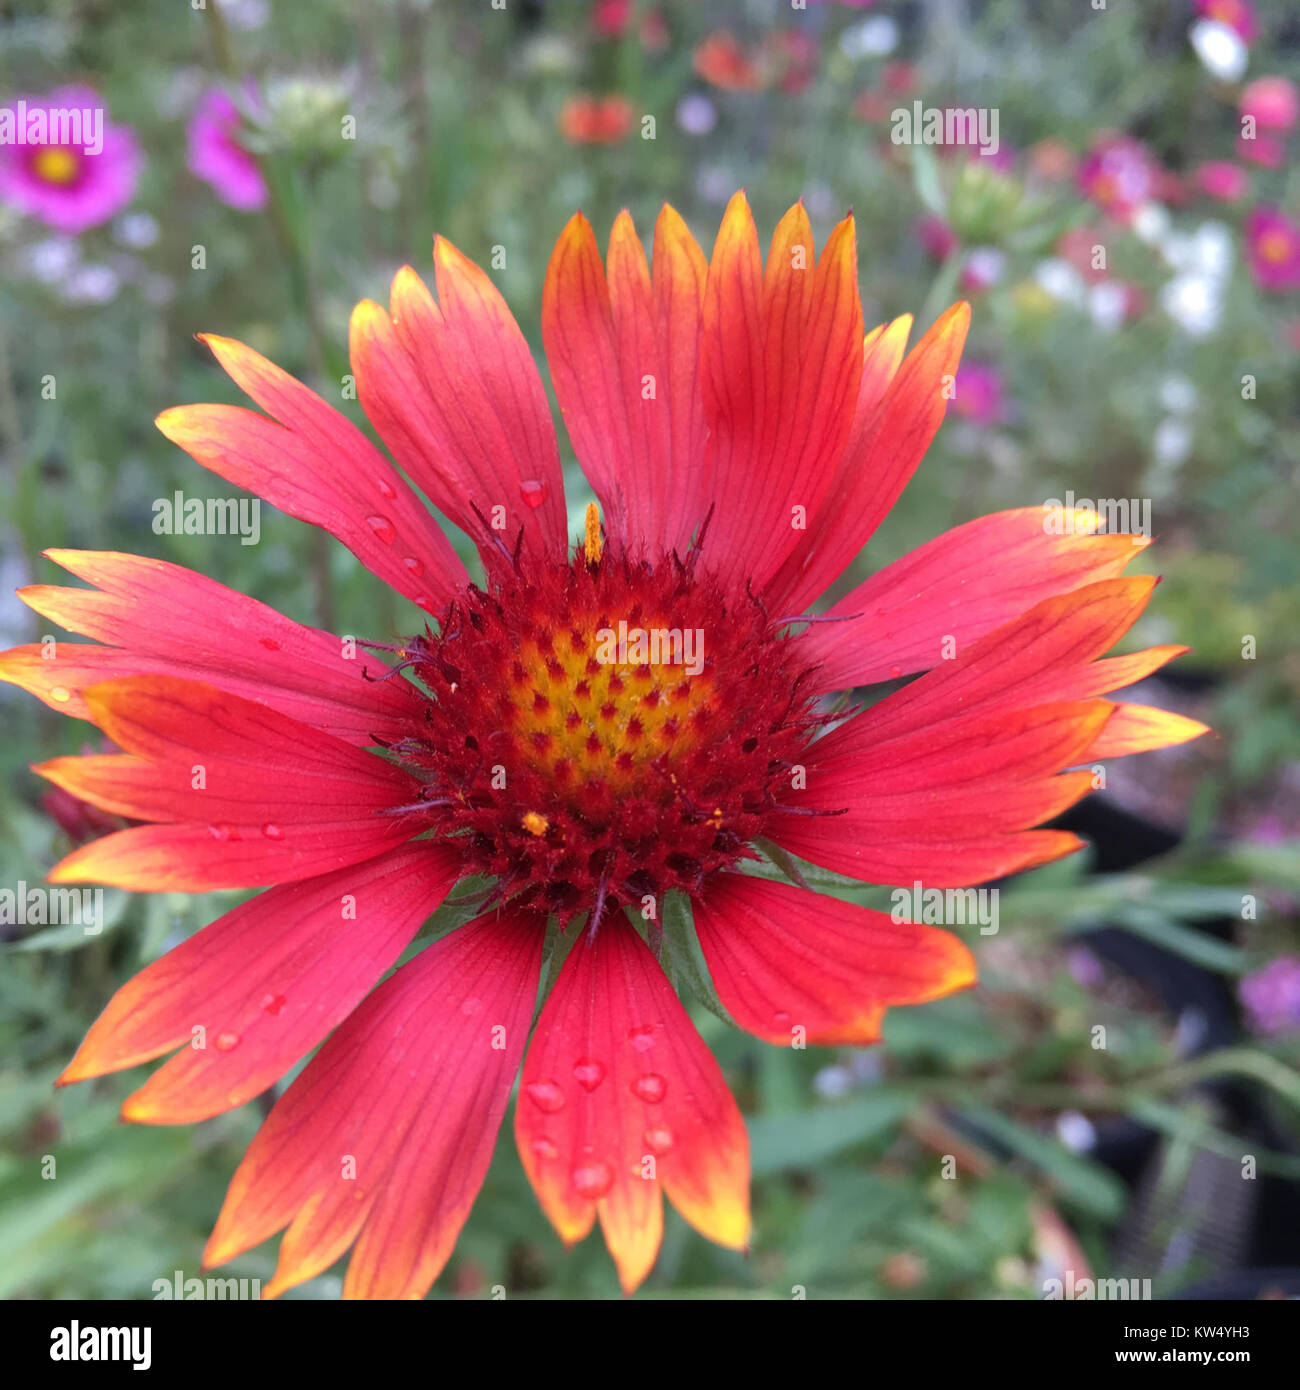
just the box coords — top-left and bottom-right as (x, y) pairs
(692, 32), (764, 92)
(558, 94), (634, 145)
(3, 193), (1207, 1297)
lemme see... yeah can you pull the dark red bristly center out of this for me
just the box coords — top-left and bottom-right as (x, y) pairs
(386, 546), (825, 925)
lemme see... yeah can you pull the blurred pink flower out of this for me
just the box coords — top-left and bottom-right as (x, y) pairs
(187, 89), (267, 212)
(1239, 76), (1299, 133)
(1239, 956), (1300, 1037)
(1194, 160), (1250, 201)
(952, 363), (1005, 425)
(1057, 225), (1110, 284)
(1076, 134), (1154, 221)
(1245, 205), (1300, 292)
(0, 85), (140, 233)
(592, 0), (632, 37)
(1237, 131), (1286, 168)
(916, 213), (957, 261)
(1194, 0), (1258, 43)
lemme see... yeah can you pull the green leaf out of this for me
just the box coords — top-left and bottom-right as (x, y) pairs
(750, 1090), (911, 1176)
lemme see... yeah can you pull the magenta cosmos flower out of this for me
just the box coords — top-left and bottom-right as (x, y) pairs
(3, 194), (1207, 1297)
(0, 85), (140, 233)
(187, 90), (268, 212)
(1245, 206), (1300, 291)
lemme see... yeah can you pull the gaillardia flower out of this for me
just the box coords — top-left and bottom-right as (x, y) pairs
(3, 193), (1207, 1297)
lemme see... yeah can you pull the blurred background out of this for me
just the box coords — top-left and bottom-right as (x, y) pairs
(1, 0), (1298, 1300)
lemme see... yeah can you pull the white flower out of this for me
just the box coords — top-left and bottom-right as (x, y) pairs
(1160, 272), (1223, 338)
(840, 16), (899, 60)
(1034, 257), (1087, 308)
(1189, 19), (1249, 83)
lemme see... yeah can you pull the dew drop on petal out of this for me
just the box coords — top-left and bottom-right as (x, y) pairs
(366, 514), (397, 545)
(573, 1058), (605, 1091)
(214, 1031), (240, 1052)
(377, 478), (397, 501)
(773, 1010), (791, 1028)
(259, 637), (281, 651)
(571, 1160), (613, 1199)
(50, 686), (71, 703)
(525, 1079), (565, 1113)
(402, 555), (425, 578)
(519, 480), (547, 510)
(207, 823), (234, 841)
(262, 822), (284, 840)
(531, 1137), (558, 1161)
(460, 996), (482, 1016)
(260, 993), (286, 1016)
(888, 666), (902, 679)
(631, 1073), (667, 1104)
(643, 1124), (674, 1156)
(626, 1025), (656, 1053)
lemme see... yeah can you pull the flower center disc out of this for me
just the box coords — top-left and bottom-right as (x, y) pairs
(403, 549), (818, 922)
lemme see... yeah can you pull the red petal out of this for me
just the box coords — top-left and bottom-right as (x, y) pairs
(770, 301), (969, 613)
(793, 508), (1155, 693)
(349, 240), (567, 565)
(58, 842), (461, 1123)
(41, 676), (421, 890)
(156, 336), (467, 611)
(6, 549), (423, 744)
(204, 909), (543, 1299)
(516, 914), (749, 1293)
(700, 195), (864, 590)
(694, 874), (975, 1045)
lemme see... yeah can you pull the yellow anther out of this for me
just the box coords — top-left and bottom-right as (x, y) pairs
(522, 811), (549, 837)
(584, 501), (603, 567)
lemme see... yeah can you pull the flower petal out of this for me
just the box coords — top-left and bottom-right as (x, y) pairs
(516, 913), (749, 1293)
(693, 873), (975, 1045)
(542, 207), (708, 558)
(156, 336), (467, 611)
(349, 239), (568, 564)
(6, 549), (423, 744)
(700, 194), (864, 590)
(204, 908), (543, 1299)
(792, 508), (1154, 694)
(769, 301), (970, 613)
(58, 842), (461, 1123)
(41, 675), (421, 890)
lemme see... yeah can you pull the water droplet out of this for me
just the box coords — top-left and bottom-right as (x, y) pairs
(258, 637), (281, 651)
(571, 1160), (613, 1199)
(377, 478), (397, 501)
(461, 996), (482, 1016)
(402, 555), (425, 578)
(531, 1137), (558, 1161)
(414, 596), (435, 613)
(626, 1025), (656, 1053)
(207, 823), (236, 841)
(631, 1073), (667, 1104)
(525, 1079), (565, 1113)
(643, 1124), (674, 1156)
(519, 479), (547, 510)
(50, 686), (71, 704)
(573, 1059), (605, 1091)
(262, 822), (284, 840)
(773, 1010), (791, 1028)
(214, 1031), (240, 1052)
(366, 514), (397, 545)
(260, 993), (286, 1016)
(888, 665), (902, 679)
